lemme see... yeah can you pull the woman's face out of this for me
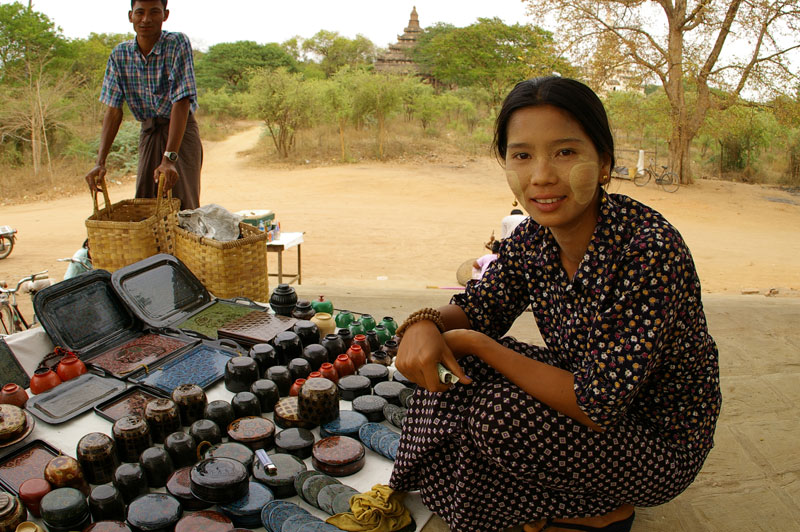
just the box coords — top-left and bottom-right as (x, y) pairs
(504, 105), (609, 235)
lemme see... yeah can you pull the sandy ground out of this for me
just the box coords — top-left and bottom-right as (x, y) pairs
(2, 124), (799, 300)
(3, 125), (800, 531)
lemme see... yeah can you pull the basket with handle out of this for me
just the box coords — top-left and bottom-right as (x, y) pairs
(173, 221), (268, 302)
(85, 175), (181, 272)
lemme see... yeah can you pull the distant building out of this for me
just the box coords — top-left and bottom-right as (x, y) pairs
(375, 7), (422, 74)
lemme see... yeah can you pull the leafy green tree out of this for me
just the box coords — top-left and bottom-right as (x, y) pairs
(318, 70), (357, 161)
(0, 2), (75, 175)
(411, 18), (571, 106)
(243, 68), (315, 158)
(59, 33), (132, 124)
(302, 30), (376, 77)
(349, 72), (403, 158)
(704, 103), (778, 177)
(195, 41), (296, 92)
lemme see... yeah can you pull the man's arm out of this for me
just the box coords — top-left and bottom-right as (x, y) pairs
(153, 97), (191, 191)
(85, 105), (123, 191)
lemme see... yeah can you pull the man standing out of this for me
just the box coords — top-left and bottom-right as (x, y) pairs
(86, 0), (202, 210)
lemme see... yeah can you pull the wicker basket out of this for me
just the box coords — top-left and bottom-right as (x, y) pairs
(86, 177), (180, 272)
(173, 222), (268, 302)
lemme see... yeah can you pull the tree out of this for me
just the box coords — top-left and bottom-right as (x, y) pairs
(302, 30), (377, 77)
(0, 2), (71, 175)
(195, 41), (296, 91)
(319, 70), (356, 161)
(411, 18), (573, 106)
(524, 0), (800, 183)
(243, 68), (315, 158)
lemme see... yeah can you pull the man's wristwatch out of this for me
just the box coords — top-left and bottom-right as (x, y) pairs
(164, 151), (178, 162)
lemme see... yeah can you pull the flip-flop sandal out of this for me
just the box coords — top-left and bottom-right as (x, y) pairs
(544, 511), (635, 531)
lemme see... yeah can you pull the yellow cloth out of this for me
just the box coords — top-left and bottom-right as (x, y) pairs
(326, 484), (412, 532)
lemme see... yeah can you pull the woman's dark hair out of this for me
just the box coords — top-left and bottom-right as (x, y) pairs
(492, 77), (615, 171)
(491, 240), (501, 254)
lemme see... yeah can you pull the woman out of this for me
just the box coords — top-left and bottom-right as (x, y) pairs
(389, 77), (721, 532)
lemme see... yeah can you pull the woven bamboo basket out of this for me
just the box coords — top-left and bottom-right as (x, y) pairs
(86, 176), (180, 272)
(173, 222), (268, 302)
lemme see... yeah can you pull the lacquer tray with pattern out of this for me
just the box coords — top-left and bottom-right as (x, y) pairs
(93, 384), (165, 423)
(88, 333), (193, 378)
(127, 343), (240, 395)
(217, 311), (297, 349)
(0, 439), (61, 495)
(24, 373), (127, 424)
(175, 301), (258, 339)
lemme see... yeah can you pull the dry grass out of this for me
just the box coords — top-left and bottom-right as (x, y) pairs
(0, 157), (138, 206)
(242, 119), (492, 167)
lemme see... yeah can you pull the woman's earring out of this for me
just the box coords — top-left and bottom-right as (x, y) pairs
(600, 175), (610, 185)
(512, 198), (518, 207)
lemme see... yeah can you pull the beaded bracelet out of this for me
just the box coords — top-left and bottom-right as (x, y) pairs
(395, 307), (446, 339)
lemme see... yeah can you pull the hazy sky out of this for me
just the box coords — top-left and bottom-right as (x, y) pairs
(21, 0), (533, 51)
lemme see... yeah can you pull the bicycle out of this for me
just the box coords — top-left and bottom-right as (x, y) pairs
(0, 226), (17, 260)
(0, 271), (50, 335)
(633, 158), (680, 193)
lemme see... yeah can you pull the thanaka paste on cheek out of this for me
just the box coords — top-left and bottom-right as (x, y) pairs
(505, 169), (536, 217)
(569, 161), (600, 205)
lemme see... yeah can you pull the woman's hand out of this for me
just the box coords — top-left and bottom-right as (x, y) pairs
(442, 329), (488, 360)
(395, 321), (472, 392)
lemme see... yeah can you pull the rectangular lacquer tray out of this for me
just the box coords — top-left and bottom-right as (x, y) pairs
(25, 373), (127, 424)
(93, 385), (165, 423)
(127, 344), (237, 394)
(0, 439), (61, 495)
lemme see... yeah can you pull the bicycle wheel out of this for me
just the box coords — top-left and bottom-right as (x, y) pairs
(0, 304), (14, 335)
(658, 172), (680, 193)
(0, 236), (13, 259)
(633, 169), (651, 187)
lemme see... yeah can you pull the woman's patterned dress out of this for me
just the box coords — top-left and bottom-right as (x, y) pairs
(389, 193), (722, 531)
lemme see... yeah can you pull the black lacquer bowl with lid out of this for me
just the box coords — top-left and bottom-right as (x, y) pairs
(190, 457), (249, 504)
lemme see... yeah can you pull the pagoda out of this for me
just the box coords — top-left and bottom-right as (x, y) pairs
(375, 7), (422, 74)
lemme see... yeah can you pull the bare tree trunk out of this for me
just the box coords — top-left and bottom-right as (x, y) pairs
(36, 79), (53, 177)
(29, 101), (40, 175)
(377, 114), (385, 159)
(338, 117), (346, 162)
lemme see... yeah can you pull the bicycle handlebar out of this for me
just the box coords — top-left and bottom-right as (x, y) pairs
(0, 271), (49, 294)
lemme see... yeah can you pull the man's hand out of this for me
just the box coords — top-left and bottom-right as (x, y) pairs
(154, 160), (179, 191)
(85, 164), (107, 192)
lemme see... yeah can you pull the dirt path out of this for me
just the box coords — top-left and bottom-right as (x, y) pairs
(3, 124), (799, 304)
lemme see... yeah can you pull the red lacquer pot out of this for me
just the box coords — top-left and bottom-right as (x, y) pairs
(334, 354), (355, 378)
(319, 362), (338, 383)
(346, 344), (367, 369)
(29, 368), (62, 395)
(289, 379), (306, 397)
(56, 353), (88, 382)
(0, 383), (29, 408)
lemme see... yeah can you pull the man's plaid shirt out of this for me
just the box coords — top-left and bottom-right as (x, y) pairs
(100, 31), (198, 122)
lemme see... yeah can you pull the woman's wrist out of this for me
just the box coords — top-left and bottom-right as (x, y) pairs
(396, 307), (446, 339)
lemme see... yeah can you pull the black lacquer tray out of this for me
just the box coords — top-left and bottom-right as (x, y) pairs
(0, 439), (61, 495)
(25, 373), (127, 424)
(32, 270), (193, 377)
(111, 254), (265, 335)
(93, 384), (166, 423)
(0, 337), (29, 389)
